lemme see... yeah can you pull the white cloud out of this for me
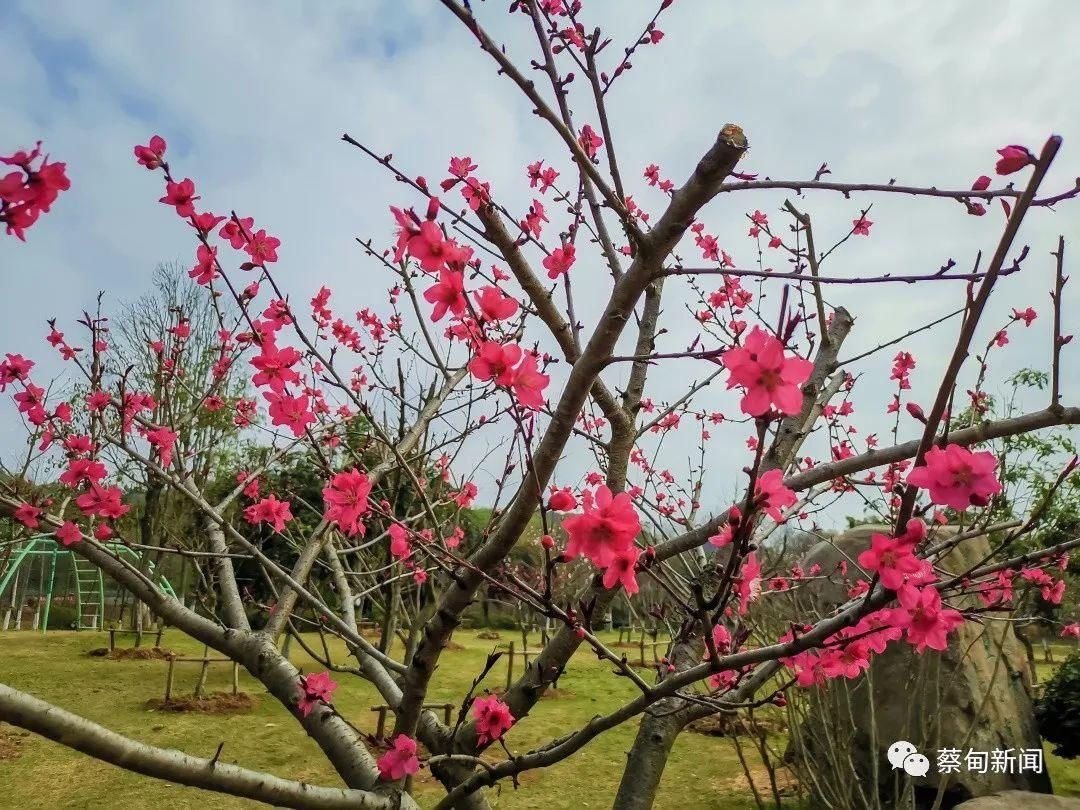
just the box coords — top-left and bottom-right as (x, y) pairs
(1, 0), (1078, 527)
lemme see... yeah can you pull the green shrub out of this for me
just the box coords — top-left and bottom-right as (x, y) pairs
(1036, 650), (1080, 759)
(45, 604), (80, 630)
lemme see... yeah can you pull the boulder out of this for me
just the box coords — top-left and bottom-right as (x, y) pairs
(955, 791), (1080, 809)
(789, 525), (1052, 808)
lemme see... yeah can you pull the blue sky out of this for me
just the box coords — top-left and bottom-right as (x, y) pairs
(2, 0), (1079, 526)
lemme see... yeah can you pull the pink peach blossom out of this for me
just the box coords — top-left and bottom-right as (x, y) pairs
(377, 735), (420, 781)
(472, 694), (515, 744)
(906, 444), (1002, 510)
(562, 485), (641, 568)
(722, 327), (814, 417)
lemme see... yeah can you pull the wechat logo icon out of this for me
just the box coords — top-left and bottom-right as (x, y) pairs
(888, 741), (930, 777)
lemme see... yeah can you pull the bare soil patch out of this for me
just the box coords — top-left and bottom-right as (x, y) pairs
(539, 687), (573, 700)
(687, 714), (786, 738)
(715, 764), (799, 796)
(90, 646), (174, 661)
(0, 726), (27, 760)
(146, 692), (258, 714)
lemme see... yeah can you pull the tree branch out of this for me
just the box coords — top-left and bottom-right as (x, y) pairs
(394, 125), (748, 741)
(439, 0), (639, 239)
(656, 404), (1080, 561)
(0, 684), (407, 810)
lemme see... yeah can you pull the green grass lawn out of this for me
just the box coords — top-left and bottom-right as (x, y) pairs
(1, 630), (1078, 808)
(0, 630), (764, 809)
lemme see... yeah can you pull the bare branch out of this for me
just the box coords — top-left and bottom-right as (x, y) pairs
(0, 684), (407, 810)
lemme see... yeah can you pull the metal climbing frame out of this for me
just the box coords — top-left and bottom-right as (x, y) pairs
(0, 535), (177, 633)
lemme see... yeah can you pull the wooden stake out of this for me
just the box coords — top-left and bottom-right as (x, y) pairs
(194, 645), (210, 698)
(506, 641), (515, 691)
(164, 656), (176, 703)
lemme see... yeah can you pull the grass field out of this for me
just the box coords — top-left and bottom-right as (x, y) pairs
(0, 629), (766, 809)
(1, 630), (1078, 808)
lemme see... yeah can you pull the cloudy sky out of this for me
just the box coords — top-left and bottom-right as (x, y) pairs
(2, 0), (1079, 528)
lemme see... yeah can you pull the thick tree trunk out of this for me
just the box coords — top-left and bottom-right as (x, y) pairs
(379, 576), (400, 655)
(612, 308), (855, 808)
(428, 759), (493, 810)
(132, 480), (164, 630)
(326, 543), (356, 632)
(206, 518), (248, 630)
(613, 625), (707, 809)
(612, 707), (686, 810)
(1015, 621), (1039, 685)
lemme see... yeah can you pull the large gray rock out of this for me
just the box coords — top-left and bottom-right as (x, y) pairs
(955, 791), (1080, 809)
(789, 525), (1052, 808)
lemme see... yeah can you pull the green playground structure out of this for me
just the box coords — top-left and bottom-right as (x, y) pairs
(0, 535), (177, 633)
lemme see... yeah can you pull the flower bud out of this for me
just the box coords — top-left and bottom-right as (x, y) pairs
(905, 402), (927, 423)
(995, 145), (1036, 175)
